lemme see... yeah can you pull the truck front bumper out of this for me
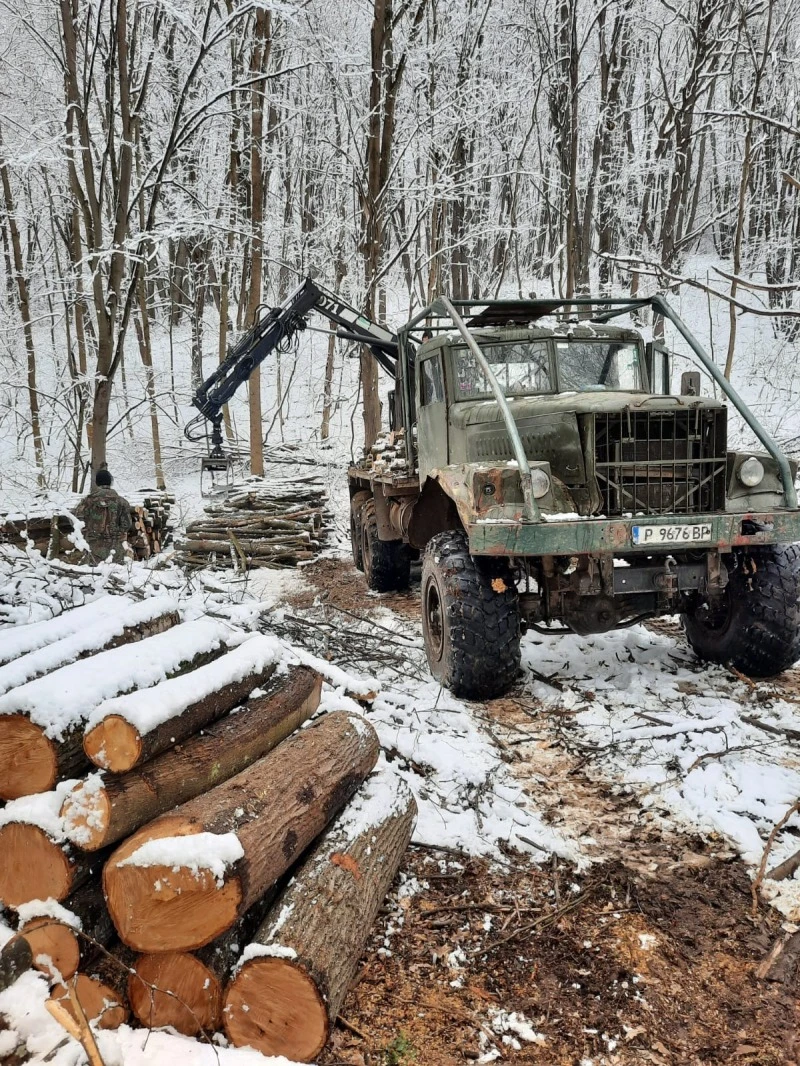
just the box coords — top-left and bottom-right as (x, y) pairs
(468, 510), (800, 557)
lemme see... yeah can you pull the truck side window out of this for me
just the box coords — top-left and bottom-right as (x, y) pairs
(421, 356), (444, 406)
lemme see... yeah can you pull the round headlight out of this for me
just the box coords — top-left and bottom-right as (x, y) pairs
(530, 468), (551, 499)
(739, 456), (765, 488)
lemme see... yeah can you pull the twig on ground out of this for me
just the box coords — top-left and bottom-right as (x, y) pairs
(752, 798), (800, 915)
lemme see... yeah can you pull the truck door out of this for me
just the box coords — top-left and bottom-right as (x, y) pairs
(417, 353), (448, 481)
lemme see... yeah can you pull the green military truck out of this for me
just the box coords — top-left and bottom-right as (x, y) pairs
(348, 293), (800, 699)
(189, 281), (800, 702)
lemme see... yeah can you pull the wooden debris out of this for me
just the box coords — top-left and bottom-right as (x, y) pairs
(224, 769), (416, 1062)
(0, 936), (32, 993)
(103, 711), (380, 952)
(177, 479), (330, 570)
(65, 667), (321, 850)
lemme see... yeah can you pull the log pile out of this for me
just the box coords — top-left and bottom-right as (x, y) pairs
(0, 591), (414, 1060)
(0, 490), (173, 562)
(361, 427), (409, 477)
(176, 477), (331, 570)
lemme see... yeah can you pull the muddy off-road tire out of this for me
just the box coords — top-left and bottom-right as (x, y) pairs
(683, 544), (800, 677)
(421, 530), (520, 699)
(350, 491), (370, 571)
(360, 499), (411, 592)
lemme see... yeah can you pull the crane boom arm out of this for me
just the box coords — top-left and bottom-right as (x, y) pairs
(187, 277), (398, 447)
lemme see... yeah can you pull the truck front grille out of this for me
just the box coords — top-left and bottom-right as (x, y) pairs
(594, 408), (727, 516)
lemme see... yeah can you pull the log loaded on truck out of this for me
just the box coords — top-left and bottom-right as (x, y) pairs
(187, 279), (800, 701)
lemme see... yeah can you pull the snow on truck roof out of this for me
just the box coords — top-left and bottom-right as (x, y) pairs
(415, 321), (642, 355)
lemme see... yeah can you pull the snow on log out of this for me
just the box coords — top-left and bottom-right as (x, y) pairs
(49, 973), (128, 1029)
(223, 768), (416, 1061)
(0, 596), (128, 666)
(64, 666), (322, 850)
(103, 711), (380, 952)
(0, 595), (179, 696)
(82, 633), (283, 774)
(127, 886), (279, 1035)
(0, 785), (107, 907)
(0, 617), (232, 800)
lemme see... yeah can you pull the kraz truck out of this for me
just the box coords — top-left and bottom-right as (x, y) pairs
(188, 281), (800, 700)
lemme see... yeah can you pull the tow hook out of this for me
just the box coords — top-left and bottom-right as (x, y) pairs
(653, 558), (678, 594)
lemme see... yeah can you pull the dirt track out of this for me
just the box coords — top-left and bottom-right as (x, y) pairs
(293, 558), (800, 1066)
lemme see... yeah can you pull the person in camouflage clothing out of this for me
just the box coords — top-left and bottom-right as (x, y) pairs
(74, 465), (134, 563)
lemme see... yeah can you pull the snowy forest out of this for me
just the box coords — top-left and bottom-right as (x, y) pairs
(4, 4), (800, 1065)
(0, 0), (799, 496)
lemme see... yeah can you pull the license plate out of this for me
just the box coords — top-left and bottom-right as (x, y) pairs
(631, 522), (713, 546)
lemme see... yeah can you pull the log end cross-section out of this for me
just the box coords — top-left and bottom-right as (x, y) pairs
(0, 824), (74, 908)
(128, 952), (222, 1035)
(0, 715), (57, 799)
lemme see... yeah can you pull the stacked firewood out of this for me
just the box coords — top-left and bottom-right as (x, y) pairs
(362, 427), (409, 476)
(0, 490), (173, 562)
(177, 478), (331, 570)
(0, 593), (414, 1062)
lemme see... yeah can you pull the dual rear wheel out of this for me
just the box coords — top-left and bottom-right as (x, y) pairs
(349, 493), (410, 593)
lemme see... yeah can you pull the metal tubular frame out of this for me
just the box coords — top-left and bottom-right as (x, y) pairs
(439, 296), (541, 522)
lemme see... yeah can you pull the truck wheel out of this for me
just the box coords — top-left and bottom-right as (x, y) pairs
(360, 499), (411, 592)
(683, 544), (800, 677)
(421, 530), (520, 699)
(350, 491), (370, 571)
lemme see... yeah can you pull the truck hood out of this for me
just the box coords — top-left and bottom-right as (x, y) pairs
(449, 391), (723, 428)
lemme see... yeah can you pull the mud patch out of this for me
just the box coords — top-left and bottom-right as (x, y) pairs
(322, 846), (799, 1065)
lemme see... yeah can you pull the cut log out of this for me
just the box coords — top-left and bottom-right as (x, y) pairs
(0, 617), (231, 800)
(103, 711), (380, 952)
(0, 822), (106, 908)
(50, 973), (128, 1029)
(15, 878), (115, 982)
(128, 886), (279, 1035)
(0, 596), (179, 696)
(82, 634), (282, 774)
(128, 952), (222, 1035)
(223, 768), (415, 1061)
(19, 917), (80, 982)
(64, 666), (321, 850)
(0, 936), (32, 993)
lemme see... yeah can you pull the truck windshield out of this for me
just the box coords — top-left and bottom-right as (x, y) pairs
(556, 340), (643, 391)
(452, 340), (553, 400)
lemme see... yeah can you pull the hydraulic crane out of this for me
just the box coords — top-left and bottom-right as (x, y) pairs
(185, 276), (398, 491)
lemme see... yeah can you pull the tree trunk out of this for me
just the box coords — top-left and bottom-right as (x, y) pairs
(245, 8), (272, 478)
(224, 769), (416, 1061)
(18, 916), (81, 982)
(0, 125), (45, 482)
(82, 636), (281, 774)
(65, 667), (321, 850)
(103, 711), (380, 952)
(0, 823), (106, 909)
